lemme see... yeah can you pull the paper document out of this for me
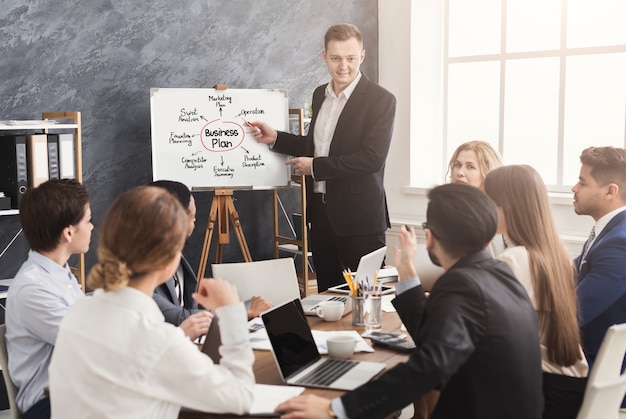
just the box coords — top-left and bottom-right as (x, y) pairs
(377, 267), (398, 283)
(249, 329), (374, 353)
(248, 384), (304, 416)
(381, 294), (396, 313)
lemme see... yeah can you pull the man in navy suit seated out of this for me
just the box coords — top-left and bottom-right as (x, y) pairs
(572, 146), (626, 369)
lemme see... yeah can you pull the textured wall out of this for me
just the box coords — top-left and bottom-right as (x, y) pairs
(0, 0), (378, 280)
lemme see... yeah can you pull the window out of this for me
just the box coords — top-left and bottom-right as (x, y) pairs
(412, 0), (626, 191)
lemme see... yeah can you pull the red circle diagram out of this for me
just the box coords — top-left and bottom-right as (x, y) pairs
(200, 119), (245, 152)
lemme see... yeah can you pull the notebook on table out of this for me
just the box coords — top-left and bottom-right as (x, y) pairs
(261, 298), (386, 391)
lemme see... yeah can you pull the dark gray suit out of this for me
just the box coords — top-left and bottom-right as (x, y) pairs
(340, 250), (544, 419)
(153, 255), (201, 326)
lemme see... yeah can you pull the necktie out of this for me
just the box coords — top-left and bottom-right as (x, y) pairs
(173, 273), (183, 306)
(579, 226), (596, 270)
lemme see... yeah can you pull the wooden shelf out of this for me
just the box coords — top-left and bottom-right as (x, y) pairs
(0, 123), (78, 131)
(0, 112), (84, 291)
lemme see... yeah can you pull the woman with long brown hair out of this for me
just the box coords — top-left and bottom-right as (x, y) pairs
(484, 165), (588, 419)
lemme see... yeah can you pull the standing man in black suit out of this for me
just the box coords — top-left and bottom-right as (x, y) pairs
(251, 23), (396, 292)
(276, 184), (543, 419)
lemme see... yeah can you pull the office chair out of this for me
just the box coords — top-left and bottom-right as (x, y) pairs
(577, 323), (626, 419)
(211, 258), (301, 306)
(0, 324), (21, 419)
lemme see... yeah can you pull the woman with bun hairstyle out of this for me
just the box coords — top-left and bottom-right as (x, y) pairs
(49, 186), (254, 418)
(484, 165), (588, 419)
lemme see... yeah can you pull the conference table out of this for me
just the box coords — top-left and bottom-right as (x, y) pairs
(179, 302), (410, 419)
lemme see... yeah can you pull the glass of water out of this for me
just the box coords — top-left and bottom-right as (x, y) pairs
(363, 283), (382, 334)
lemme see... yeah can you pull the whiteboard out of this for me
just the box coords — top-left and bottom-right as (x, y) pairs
(150, 88), (290, 189)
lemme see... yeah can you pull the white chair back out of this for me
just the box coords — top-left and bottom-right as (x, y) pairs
(211, 258), (301, 306)
(414, 244), (444, 291)
(577, 323), (626, 419)
(0, 324), (21, 419)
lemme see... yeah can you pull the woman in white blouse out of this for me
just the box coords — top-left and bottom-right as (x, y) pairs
(484, 165), (588, 419)
(49, 186), (255, 418)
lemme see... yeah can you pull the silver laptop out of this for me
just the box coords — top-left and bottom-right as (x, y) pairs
(325, 245), (389, 293)
(261, 299), (386, 391)
(302, 246), (388, 315)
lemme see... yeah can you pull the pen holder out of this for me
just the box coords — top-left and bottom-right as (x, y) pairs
(351, 295), (365, 326)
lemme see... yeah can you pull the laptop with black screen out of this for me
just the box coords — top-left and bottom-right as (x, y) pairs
(261, 299), (385, 391)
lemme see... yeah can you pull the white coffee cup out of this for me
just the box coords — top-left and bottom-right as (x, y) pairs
(326, 335), (356, 359)
(315, 300), (344, 322)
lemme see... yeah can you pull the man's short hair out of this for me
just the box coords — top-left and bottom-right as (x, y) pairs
(19, 179), (89, 252)
(580, 146), (626, 201)
(426, 183), (498, 258)
(324, 23), (363, 50)
(150, 180), (191, 212)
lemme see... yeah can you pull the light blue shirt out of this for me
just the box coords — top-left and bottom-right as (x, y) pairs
(5, 250), (84, 413)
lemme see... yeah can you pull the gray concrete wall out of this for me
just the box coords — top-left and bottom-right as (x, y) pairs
(0, 0), (378, 281)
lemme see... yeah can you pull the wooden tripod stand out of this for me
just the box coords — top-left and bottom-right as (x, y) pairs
(197, 188), (252, 280)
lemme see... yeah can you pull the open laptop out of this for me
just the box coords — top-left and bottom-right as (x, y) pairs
(261, 298), (386, 391)
(200, 298), (258, 364)
(325, 245), (390, 293)
(301, 246), (388, 316)
(200, 315), (222, 363)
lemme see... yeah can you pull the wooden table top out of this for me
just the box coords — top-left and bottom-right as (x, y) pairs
(179, 306), (408, 418)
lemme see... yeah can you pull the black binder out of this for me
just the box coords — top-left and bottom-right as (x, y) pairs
(47, 134), (60, 179)
(0, 135), (29, 209)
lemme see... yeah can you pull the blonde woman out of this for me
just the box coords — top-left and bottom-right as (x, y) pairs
(447, 140), (503, 188)
(484, 165), (588, 419)
(49, 186), (254, 418)
(447, 140), (505, 256)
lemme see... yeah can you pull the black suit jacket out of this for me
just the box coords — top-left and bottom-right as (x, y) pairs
(341, 250), (543, 419)
(153, 254), (201, 326)
(273, 75), (396, 236)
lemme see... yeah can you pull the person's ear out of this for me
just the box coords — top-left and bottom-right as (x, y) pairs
(425, 228), (435, 251)
(606, 183), (619, 200)
(60, 225), (73, 244)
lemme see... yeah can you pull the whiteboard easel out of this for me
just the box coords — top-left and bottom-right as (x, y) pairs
(150, 87), (290, 189)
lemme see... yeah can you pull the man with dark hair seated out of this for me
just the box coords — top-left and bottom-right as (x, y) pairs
(276, 183), (543, 419)
(150, 180), (271, 341)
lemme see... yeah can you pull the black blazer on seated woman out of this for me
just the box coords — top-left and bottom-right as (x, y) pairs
(339, 250), (544, 419)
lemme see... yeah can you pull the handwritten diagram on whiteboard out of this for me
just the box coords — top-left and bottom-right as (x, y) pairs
(150, 88), (290, 189)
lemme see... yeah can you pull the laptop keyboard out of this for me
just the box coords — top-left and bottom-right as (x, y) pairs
(328, 296), (348, 304)
(294, 358), (358, 387)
